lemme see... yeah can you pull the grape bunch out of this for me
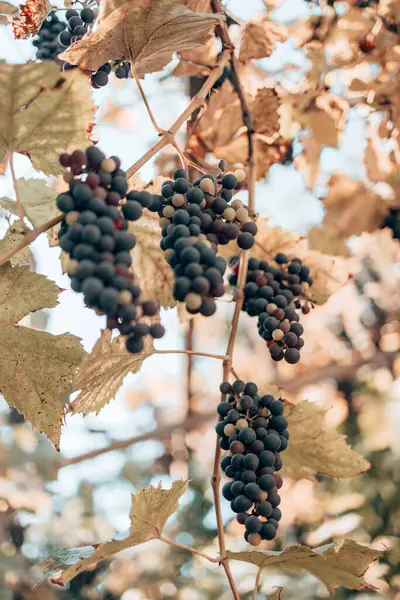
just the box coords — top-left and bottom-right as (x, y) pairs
(56, 146), (165, 353)
(32, 12), (66, 61)
(152, 167), (258, 315)
(383, 208), (400, 240)
(229, 254), (313, 364)
(217, 380), (288, 546)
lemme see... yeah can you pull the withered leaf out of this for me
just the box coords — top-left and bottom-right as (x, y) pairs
(239, 18), (287, 63)
(71, 331), (155, 416)
(0, 263), (85, 449)
(227, 540), (384, 592)
(12, 0), (50, 39)
(59, 0), (220, 77)
(0, 220), (30, 266)
(0, 63), (94, 175)
(44, 480), (188, 585)
(128, 212), (176, 309)
(283, 401), (370, 481)
(0, 1), (17, 24)
(1, 178), (58, 227)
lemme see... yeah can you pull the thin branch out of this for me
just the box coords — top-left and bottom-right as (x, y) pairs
(126, 49), (231, 181)
(211, 0), (256, 214)
(0, 214), (63, 267)
(8, 151), (26, 225)
(252, 567), (264, 600)
(185, 320), (195, 418)
(158, 535), (219, 563)
(131, 67), (164, 135)
(230, 365), (241, 380)
(154, 349), (228, 361)
(56, 411), (215, 471)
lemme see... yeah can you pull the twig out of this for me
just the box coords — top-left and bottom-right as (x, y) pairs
(131, 66), (164, 135)
(211, 0), (256, 214)
(159, 535), (219, 563)
(185, 321), (195, 418)
(8, 151), (26, 226)
(252, 567), (264, 600)
(126, 49), (231, 181)
(57, 411), (215, 471)
(0, 214), (63, 267)
(230, 365), (241, 380)
(154, 349), (228, 361)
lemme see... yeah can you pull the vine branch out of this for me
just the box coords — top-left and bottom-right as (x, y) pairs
(252, 567), (264, 600)
(158, 535), (219, 564)
(131, 66), (164, 135)
(154, 349), (228, 361)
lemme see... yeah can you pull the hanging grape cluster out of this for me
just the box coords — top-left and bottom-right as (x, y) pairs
(151, 166), (257, 315)
(33, 7), (132, 88)
(217, 380), (288, 546)
(56, 147), (165, 353)
(229, 254), (313, 364)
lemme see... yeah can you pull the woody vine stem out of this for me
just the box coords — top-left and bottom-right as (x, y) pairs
(0, 5), (259, 599)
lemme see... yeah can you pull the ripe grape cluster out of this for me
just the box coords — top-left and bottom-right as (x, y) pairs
(56, 146), (165, 354)
(32, 12), (66, 61)
(153, 167), (258, 315)
(229, 254), (313, 364)
(383, 208), (400, 240)
(217, 380), (288, 546)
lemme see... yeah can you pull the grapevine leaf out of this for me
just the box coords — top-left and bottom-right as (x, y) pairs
(44, 480), (188, 585)
(239, 18), (287, 62)
(283, 401), (370, 481)
(0, 220), (30, 266)
(12, 0), (51, 38)
(227, 540), (384, 592)
(71, 331), (155, 416)
(0, 1), (18, 24)
(0, 178), (58, 227)
(0, 62), (95, 175)
(0, 263), (85, 449)
(307, 226), (348, 256)
(128, 212), (176, 309)
(59, 0), (221, 77)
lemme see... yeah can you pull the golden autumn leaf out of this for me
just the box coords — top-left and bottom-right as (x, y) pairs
(238, 18), (287, 62)
(71, 331), (155, 416)
(0, 263), (85, 449)
(0, 63), (94, 175)
(44, 480), (188, 585)
(0, 178), (58, 227)
(12, 0), (50, 39)
(283, 401), (370, 481)
(323, 173), (390, 239)
(128, 212), (176, 309)
(59, 0), (220, 77)
(227, 540), (384, 592)
(0, 220), (30, 266)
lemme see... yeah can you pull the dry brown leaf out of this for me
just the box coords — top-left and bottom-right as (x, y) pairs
(173, 36), (218, 77)
(239, 18), (287, 63)
(44, 480), (188, 585)
(364, 132), (395, 183)
(227, 540), (384, 592)
(294, 135), (322, 189)
(59, 0), (220, 77)
(71, 331), (155, 415)
(215, 136), (288, 180)
(252, 87), (281, 138)
(283, 401), (370, 481)
(0, 263), (85, 449)
(324, 173), (389, 237)
(0, 220), (30, 266)
(128, 212), (176, 309)
(308, 109), (339, 147)
(12, 0), (50, 39)
(0, 63), (94, 175)
(307, 226), (348, 257)
(0, 1), (17, 24)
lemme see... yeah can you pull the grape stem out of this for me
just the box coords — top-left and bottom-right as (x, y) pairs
(252, 567), (264, 600)
(0, 214), (63, 267)
(158, 535), (219, 563)
(154, 349), (228, 361)
(131, 66), (165, 135)
(8, 151), (27, 228)
(125, 48), (231, 181)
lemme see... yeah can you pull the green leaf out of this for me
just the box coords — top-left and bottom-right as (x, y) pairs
(0, 219), (30, 266)
(71, 330), (155, 415)
(0, 178), (58, 227)
(284, 401), (370, 481)
(44, 480), (188, 585)
(0, 62), (94, 175)
(227, 540), (385, 592)
(0, 263), (86, 449)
